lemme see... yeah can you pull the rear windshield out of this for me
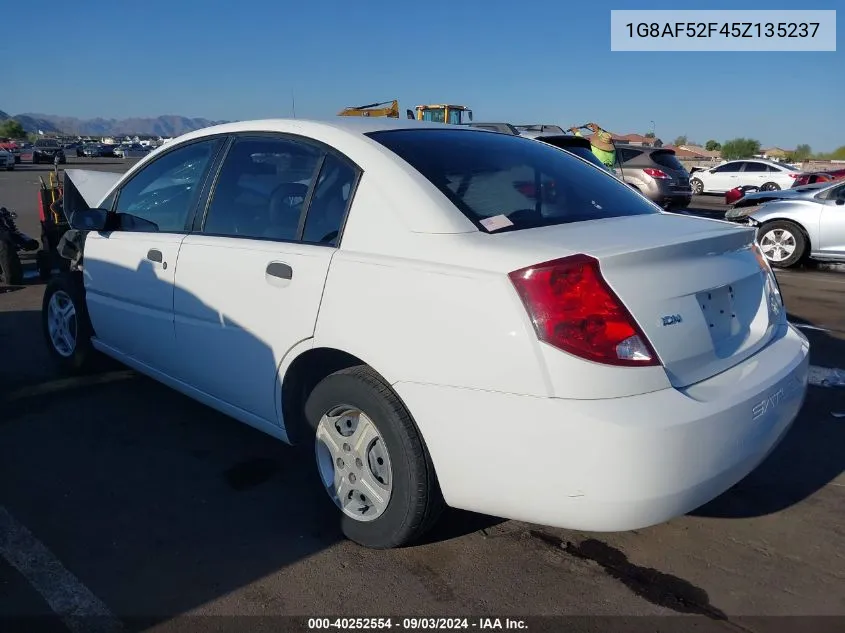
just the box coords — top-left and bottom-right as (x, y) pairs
(367, 129), (658, 233)
(537, 139), (608, 170)
(650, 150), (685, 171)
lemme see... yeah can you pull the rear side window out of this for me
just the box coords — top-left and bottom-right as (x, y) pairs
(368, 129), (658, 233)
(650, 151), (684, 171)
(744, 162), (768, 172)
(617, 148), (644, 164)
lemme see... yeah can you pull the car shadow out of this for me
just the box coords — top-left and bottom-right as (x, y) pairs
(0, 253), (490, 624)
(692, 314), (845, 520)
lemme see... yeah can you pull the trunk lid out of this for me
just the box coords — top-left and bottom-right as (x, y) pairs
(489, 213), (781, 388)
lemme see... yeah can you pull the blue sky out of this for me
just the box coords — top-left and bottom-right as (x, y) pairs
(2, 0), (842, 151)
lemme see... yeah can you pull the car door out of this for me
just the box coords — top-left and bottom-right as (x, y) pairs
(818, 182), (845, 256)
(699, 162), (738, 192)
(740, 161), (768, 187)
(171, 134), (360, 423)
(83, 136), (225, 372)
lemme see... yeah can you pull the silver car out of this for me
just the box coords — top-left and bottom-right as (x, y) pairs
(725, 179), (845, 268)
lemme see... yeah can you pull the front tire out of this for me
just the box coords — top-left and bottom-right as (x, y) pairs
(42, 272), (98, 373)
(757, 220), (806, 268)
(305, 365), (444, 549)
(691, 178), (703, 194)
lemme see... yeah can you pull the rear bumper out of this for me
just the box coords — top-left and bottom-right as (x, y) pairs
(395, 322), (809, 532)
(641, 181), (692, 207)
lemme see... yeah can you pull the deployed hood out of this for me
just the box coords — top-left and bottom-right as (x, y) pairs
(62, 169), (121, 208)
(732, 182), (830, 209)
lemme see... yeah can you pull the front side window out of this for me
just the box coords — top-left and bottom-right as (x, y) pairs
(714, 162), (742, 173)
(368, 129), (658, 234)
(203, 136), (322, 241)
(114, 138), (220, 232)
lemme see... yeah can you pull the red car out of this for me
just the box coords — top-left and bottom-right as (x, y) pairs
(725, 185), (760, 205)
(790, 168), (845, 187)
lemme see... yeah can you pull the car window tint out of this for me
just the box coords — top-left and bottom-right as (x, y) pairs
(203, 136), (322, 240)
(744, 162), (767, 172)
(715, 162), (742, 173)
(115, 139), (219, 232)
(301, 154), (357, 246)
(368, 129), (658, 234)
(650, 151), (684, 170)
(618, 148), (643, 163)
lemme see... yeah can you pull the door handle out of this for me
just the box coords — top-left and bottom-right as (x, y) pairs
(147, 249), (163, 263)
(266, 262), (293, 280)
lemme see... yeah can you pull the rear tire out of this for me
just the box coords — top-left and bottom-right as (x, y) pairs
(760, 182), (781, 191)
(0, 240), (23, 285)
(304, 365), (444, 549)
(757, 220), (806, 269)
(42, 272), (98, 373)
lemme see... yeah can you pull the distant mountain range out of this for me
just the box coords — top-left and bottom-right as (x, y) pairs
(0, 108), (228, 137)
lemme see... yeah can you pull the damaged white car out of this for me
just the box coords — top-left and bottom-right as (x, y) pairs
(43, 118), (809, 548)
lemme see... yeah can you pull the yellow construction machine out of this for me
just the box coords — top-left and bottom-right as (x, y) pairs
(338, 100), (401, 118)
(337, 100), (473, 125)
(411, 104), (473, 125)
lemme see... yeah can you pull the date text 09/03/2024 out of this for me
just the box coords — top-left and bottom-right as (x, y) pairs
(625, 22), (820, 39)
(307, 618), (528, 630)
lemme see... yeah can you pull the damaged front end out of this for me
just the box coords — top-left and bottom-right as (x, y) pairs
(724, 204), (763, 225)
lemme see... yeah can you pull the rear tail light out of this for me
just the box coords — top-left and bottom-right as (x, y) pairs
(752, 243), (784, 315)
(509, 254), (660, 367)
(643, 168), (670, 179)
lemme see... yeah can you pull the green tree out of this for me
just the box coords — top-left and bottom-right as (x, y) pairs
(720, 138), (761, 160)
(673, 135), (688, 146)
(792, 144), (812, 161)
(644, 131), (655, 138)
(0, 119), (26, 139)
(705, 139), (721, 151)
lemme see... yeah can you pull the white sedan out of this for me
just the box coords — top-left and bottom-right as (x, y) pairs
(690, 159), (801, 194)
(43, 118), (810, 548)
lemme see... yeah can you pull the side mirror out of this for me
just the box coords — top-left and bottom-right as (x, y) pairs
(406, 109), (415, 120)
(69, 208), (110, 231)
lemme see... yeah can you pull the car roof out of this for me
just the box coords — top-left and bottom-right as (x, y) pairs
(180, 116), (469, 139)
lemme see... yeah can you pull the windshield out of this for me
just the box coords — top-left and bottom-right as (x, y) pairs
(368, 129), (658, 233)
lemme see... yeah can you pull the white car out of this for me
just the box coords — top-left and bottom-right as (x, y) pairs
(43, 118), (810, 549)
(690, 159), (801, 194)
(0, 148), (14, 171)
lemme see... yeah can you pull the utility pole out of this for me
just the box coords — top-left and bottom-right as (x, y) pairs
(291, 91), (296, 119)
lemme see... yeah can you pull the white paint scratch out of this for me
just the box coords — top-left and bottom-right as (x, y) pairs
(791, 322), (830, 333)
(0, 506), (123, 633)
(808, 365), (845, 388)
